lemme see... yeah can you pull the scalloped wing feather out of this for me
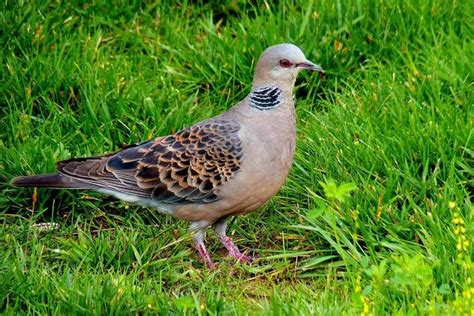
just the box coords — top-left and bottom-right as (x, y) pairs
(57, 119), (242, 204)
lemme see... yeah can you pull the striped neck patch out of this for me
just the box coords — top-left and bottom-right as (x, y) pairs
(249, 86), (283, 111)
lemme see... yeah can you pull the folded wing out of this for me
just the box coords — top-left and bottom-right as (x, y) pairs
(58, 119), (242, 204)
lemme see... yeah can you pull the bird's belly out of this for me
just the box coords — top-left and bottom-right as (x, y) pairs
(219, 134), (295, 214)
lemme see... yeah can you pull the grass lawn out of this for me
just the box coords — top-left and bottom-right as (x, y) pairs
(1, 0), (473, 314)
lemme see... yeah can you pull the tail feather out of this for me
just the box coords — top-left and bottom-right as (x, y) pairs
(11, 173), (90, 189)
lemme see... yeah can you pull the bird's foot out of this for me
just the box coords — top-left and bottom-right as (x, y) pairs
(231, 252), (258, 263)
(219, 236), (258, 263)
(196, 241), (215, 269)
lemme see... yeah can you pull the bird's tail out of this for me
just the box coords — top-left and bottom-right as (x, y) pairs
(11, 173), (89, 189)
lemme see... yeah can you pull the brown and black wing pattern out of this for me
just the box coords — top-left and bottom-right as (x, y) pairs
(57, 119), (242, 204)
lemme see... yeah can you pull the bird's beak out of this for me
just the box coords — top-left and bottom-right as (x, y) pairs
(297, 60), (325, 73)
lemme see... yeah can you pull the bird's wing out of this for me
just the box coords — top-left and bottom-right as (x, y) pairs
(57, 119), (242, 204)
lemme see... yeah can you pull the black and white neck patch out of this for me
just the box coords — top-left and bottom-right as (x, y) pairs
(249, 86), (283, 111)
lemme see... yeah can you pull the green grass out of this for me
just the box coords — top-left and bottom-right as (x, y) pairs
(1, 0), (473, 314)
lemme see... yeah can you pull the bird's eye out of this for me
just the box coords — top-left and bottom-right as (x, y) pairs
(279, 59), (292, 68)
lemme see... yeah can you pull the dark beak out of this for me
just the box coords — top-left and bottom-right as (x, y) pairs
(297, 60), (325, 74)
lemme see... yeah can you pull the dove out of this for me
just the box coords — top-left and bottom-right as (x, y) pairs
(12, 43), (324, 268)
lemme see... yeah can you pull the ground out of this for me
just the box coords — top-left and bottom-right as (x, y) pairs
(0, 0), (473, 314)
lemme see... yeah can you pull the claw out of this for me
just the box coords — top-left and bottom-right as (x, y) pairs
(220, 236), (258, 264)
(232, 252), (258, 263)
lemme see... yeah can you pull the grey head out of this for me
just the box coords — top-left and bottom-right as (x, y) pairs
(252, 43), (324, 89)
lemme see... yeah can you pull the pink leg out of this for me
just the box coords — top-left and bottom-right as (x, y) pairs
(195, 240), (215, 269)
(214, 218), (257, 264)
(191, 224), (215, 269)
(219, 236), (258, 263)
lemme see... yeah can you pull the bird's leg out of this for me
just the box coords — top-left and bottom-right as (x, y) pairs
(213, 218), (257, 263)
(192, 230), (215, 269)
(190, 222), (215, 269)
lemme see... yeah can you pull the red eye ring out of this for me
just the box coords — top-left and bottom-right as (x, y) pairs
(279, 59), (292, 68)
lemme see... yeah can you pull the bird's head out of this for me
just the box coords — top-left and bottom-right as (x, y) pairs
(252, 43), (324, 89)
